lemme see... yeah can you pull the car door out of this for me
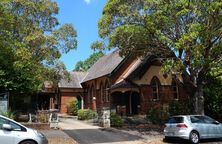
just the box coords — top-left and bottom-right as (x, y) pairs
(202, 116), (219, 138)
(0, 117), (15, 144)
(190, 116), (206, 138)
(217, 123), (222, 138)
(190, 116), (214, 138)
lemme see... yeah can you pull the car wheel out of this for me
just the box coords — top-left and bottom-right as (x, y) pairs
(189, 131), (199, 144)
(20, 140), (36, 144)
(163, 136), (171, 142)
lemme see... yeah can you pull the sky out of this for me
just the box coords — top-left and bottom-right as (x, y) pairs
(56, 0), (107, 71)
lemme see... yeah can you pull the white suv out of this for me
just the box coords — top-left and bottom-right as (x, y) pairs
(0, 115), (48, 144)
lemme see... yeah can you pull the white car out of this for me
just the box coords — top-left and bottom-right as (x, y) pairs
(164, 115), (222, 144)
(0, 115), (48, 144)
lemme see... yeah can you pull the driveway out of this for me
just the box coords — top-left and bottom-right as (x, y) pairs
(58, 118), (222, 144)
(59, 118), (146, 144)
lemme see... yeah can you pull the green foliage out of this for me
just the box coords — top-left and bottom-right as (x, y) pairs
(110, 112), (123, 127)
(168, 100), (193, 116)
(146, 108), (169, 125)
(77, 109), (97, 120)
(0, 0), (77, 94)
(37, 111), (49, 123)
(204, 77), (222, 120)
(74, 51), (104, 71)
(67, 99), (79, 116)
(97, 0), (222, 114)
(91, 40), (106, 51)
(0, 110), (15, 120)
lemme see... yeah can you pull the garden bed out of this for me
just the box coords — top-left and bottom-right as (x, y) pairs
(22, 123), (50, 130)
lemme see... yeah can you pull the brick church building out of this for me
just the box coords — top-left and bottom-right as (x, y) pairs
(56, 50), (189, 115)
(81, 50), (189, 115)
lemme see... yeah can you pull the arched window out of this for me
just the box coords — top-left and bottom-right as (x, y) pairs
(103, 80), (110, 102)
(100, 82), (103, 103)
(91, 85), (94, 102)
(87, 87), (91, 104)
(172, 79), (179, 100)
(105, 81), (110, 102)
(151, 76), (161, 100)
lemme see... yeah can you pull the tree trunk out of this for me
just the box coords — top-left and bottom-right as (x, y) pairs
(193, 85), (205, 115)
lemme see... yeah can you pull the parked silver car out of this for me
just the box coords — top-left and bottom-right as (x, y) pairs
(0, 115), (48, 144)
(164, 115), (222, 144)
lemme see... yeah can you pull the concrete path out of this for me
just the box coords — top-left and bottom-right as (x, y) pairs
(59, 118), (146, 144)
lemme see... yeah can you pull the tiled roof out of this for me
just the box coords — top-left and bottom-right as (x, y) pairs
(82, 50), (124, 83)
(58, 71), (87, 88)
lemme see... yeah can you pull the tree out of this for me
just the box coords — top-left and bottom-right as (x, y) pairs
(0, 0), (77, 95)
(204, 76), (222, 119)
(74, 51), (104, 71)
(95, 0), (222, 114)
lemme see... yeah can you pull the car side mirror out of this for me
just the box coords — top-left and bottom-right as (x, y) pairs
(2, 124), (12, 131)
(213, 121), (220, 125)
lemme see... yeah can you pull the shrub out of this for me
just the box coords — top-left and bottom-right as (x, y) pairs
(146, 107), (169, 125)
(169, 100), (192, 116)
(77, 109), (97, 120)
(37, 111), (49, 123)
(67, 99), (79, 115)
(110, 112), (123, 127)
(0, 110), (15, 120)
(204, 77), (222, 121)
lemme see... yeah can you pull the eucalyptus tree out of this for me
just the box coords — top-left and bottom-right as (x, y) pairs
(95, 0), (222, 114)
(0, 0), (77, 94)
(74, 51), (104, 71)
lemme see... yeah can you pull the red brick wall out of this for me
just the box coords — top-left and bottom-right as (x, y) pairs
(60, 95), (76, 114)
(139, 85), (189, 114)
(112, 57), (137, 83)
(83, 77), (112, 111)
(83, 81), (189, 115)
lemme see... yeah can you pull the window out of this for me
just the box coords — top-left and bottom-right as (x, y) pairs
(90, 85), (94, 103)
(102, 81), (109, 102)
(100, 82), (103, 103)
(102, 84), (106, 102)
(104, 81), (110, 102)
(190, 116), (203, 123)
(203, 116), (215, 124)
(167, 117), (184, 124)
(87, 87), (91, 104)
(87, 86), (94, 104)
(0, 117), (24, 131)
(0, 117), (8, 129)
(151, 76), (160, 100)
(172, 79), (179, 100)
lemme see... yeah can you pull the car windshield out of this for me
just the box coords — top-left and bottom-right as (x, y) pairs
(167, 117), (184, 124)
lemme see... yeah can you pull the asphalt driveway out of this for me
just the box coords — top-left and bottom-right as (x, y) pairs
(58, 118), (146, 144)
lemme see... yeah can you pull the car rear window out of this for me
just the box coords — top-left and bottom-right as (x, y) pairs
(167, 117), (184, 124)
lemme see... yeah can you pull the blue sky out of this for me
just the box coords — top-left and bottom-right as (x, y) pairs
(56, 0), (107, 71)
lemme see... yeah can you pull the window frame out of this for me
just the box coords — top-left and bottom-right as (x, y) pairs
(151, 76), (161, 101)
(100, 82), (104, 103)
(0, 117), (26, 132)
(172, 79), (179, 100)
